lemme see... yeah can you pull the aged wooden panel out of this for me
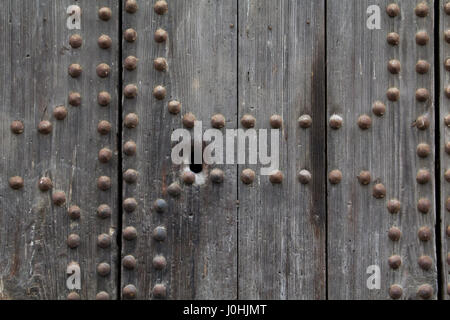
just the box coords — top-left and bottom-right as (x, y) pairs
(238, 0), (326, 299)
(327, 0), (438, 299)
(0, 0), (119, 299)
(121, 0), (237, 299)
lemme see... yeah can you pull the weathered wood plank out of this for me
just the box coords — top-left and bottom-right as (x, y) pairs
(237, 0), (326, 299)
(327, 0), (438, 299)
(0, 0), (119, 299)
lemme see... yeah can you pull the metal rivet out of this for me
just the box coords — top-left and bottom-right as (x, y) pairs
(154, 199), (168, 213)
(68, 63), (82, 78)
(418, 226), (432, 242)
(416, 88), (430, 102)
(241, 169), (256, 184)
(153, 255), (167, 270)
(416, 169), (431, 184)
(448, 283), (450, 296)
(446, 225), (450, 238)
(372, 101), (386, 117)
(446, 142), (450, 154)
(167, 182), (182, 197)
(357, 171), (371, 185)
(153, 226), (167, 241)
(124, 56), (138, 70)
(445, 30), (450, 44)
(388, 255), (402, 270)
(153, 85), (167, 100)
(154, 57), (168, 72)
(329, 115), (343, 129)
(67, 234), (80, 249)
(210, 168), (224, 184)
(38, 177), (53, 191)
(10, 120), (24, 134)
(124, 141), (137, 156)
(38, 120), (52, 134)
(447, 197), (450, 212)
(123, 255), (137, 270)
(418, 198), (431, 214)
(415, 2), (429, 17)
(53, 106), (68, 120)
(96, 63), (110, 78)
(123, 198), (138, 213)
(97, 233), (112, 248)
(417, 284), (433, 299)
(269, 115), (282, 129)
(386, 87), (400, 101)
(387, 199), (401, 214)
(445, 86), (450, 99)
(98, 120), (112, 135)
(168, 100), (181, 114)
(298, 170), (312, 184)
(328, 170), (342, 184)
(298, 114), (312, 128)
(124, 84), (138, 98)
(445, 169), (450, 182)
(152, 284), (167, 299)
(124, 113), (139, 128)
(68, 205), (81, 220)
(445, 2), (450, 15)
(211, 114), (226, 129)
(67, 292), (80, 300)
(97, 176), (111, 191)
(182, 171), (196, 185)
(96, 292), (110, 300)
(357, 115), (371, 130)
(97, 262), (111, 277)
(98, 35), (112, 49)
(125, 0), (138, 13)
(183, 113), (197, 129)
(389, 284), (403, 300)
(98, 7), (112, 21)
(269, 170), (283, 184)
(386, 3), (400, 17)
(154, 1), (168, 15)
(68, 92), (81, 106)
(388, 227), (402, 241)
(123, 226), (137, 241)
(97, 204), (112, 219)
(98, 148), (113, 163)
(69, 34), (82, 48)
(124, 169), (138, 184)
(415, 115), (430, 130)
(154, 28), (168, 43)
(445, 58), (450, 71)
(445, 114), (450, 127)
(417, 143), (431, 158)
(373, 183), (386, 199)
(416, 31), (429, 46)
(386, 32), (399, 46)
(52, 191), (66, 206)
(124, 28), (137, 42)
(388, 59), (401, 74)
(416, 60), (430, 74)
(9, 176), (24, 190)
(418, 256), (433, 271)
(241, 114), (256, 128)
(122, 284), (137, 299)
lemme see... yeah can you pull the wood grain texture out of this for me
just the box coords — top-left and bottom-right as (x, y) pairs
(121, 0), (238, 299)
(0, 0), (119, 300)
(238, 0), (326, 299)
(327, 0), (437, 299)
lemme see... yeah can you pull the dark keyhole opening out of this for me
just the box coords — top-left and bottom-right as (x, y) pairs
(189, 144), (203, 173)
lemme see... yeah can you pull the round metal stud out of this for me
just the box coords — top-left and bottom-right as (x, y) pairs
(168, 100), (182, 114)
(447, 197), (450, 212)
(447, 225), (450, 238)
(445, 86), (450, 98)
(153, 226), (167, 241)
(154, 199), (168, 213)
(98, 148), (113, 163)
(67, 234), (80, 249)
(123, 169), (138, 184)
(445, 169), (450, 182)
(124, 56), (138, 71)
(373, 183), (386, 199)
(416, 88), (429, 102)
(154, 28), (168, 43)
(98, 7), (112, 21)
(154, 1), (168, 15)
(154, 57), (168, 72)
(387, 199), (401, 214)
(445, 30), (450, 44)
(123, 226), (137, 241)
(98, 35), (112, 49)
(96, 292), (110, 300)
(357, 115), (371, 130)
(417, 198), (431, 214)
(416, 169), (431, 184)
(124, 28), (137, 42)
(38, 177), (53, 191)
(298, 114), (312, 128)
(372, 101), (386, 117)
(241, 114), (256, 128)
(241, 169), (256, 184)
(445, 58), (450, 71)
(68, 92), (81, 106)
(69, 34), (82, 48)
(445, 2), (450, 15)
(386, 3), (400, 17)
(167, 182), (182, 197)
(183, 113), (196, 129)
(97, 176), (111, 191)
(123, 198), (138, 213)
(98, 120), (112, 135)
(386, 32), (399, 46)
(10, 120), (24, 134)
(153, 85), (167, 100)
(97, 262), (111, 277)
(124, 113), (139, 128)
(298, 170), (312, 184)
(97, 204), (112, 219)
(329, 114), (343, 129)
(269, 115), (283, 129)
(416, 60), (430, 74)
(67, 292), (80, 300)
(388, 59), (401, 74)
(389, 284), (403, 300)
(38, 120), (52, 134)
(122, 255), (137, 270)
(210, 168), (224, 184)
(152, 284), (167, 299)
(415, 2), (429, 17)
(153, 255), (167, 270)
(417, 143), (431, 158)
(388, 227), (402, 242)
(97, 233), (112, 248)
(68, 205), (81, 220)
(98, 92), (111, 107)
(416, 115), (430, 130)
(9, 176), (24, 190)
(446, 142), (450, 155)
(445, 114), (450, 126)
(124, 141), (137, 156)
(388, 255), (402, 269)
(125, 0), (138, 13)
(416, 30), (429, 46)
(269, 170), (283, 184)
(182, 171), (196, 185)
(418, 226), (432, 242)
(68, 63), (82, 78)
(211, 114), (226, 129)
(418, 256), (433, 271)
(122, 284), (137, 300)
(386, 87), (400, 101)
(329, 170), (342, 184)
(417, 284), (433, 300)
(52, 191), (66, 206)
(53, 106), (67, 120)
(96, 63), (110, 78)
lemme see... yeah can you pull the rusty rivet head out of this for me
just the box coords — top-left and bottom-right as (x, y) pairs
(123, 226), (137, 241)
(445, 86), (450, 99)
(373, 183), (386, 199)
(154, 28), (168, 43)
(210, 168), (224, 184)
(417, 143), (431, 158)
(124, 141), (137, 156)
(447, 225), (450, 238)
(124, 28), (137, 42)
(98, 148), (113, 163)
(97, 204), (112, 219)
(154, 1), (169, 15)
(68, 92), (81, 106)
(124, 113), (139, 128)
(446, 142), (450, 155)
(389, 284), (403, 300)
(10, 120), (24, 134)
(97, 262), (111, 277)
(122, 284), (137, 300)
(386, 87), (400, 101)
(154, 199), (168, 213)
(97, 233), (111, 248)
(98, 7), (112, 21)
(416, 60), (430, 74)
(123, 198), (138, 213)
(329, 115), (343, 129)
(298, 170), (312, 184)
(67, 292), (80, 300)
(388, 59), (401, 74)
(154, 57), (168, 72)
(153, 226), (167, 241)
(96, 292), (110, 300)
(38, 177), (53, 191)
(269, 170), (283, 184)
(357, 115), (372, 130)
(211, 114), (226, 129)
(68, 63), (82, 78)
(53, 106), (67, 120)
(372, 101), (386, 117)
(98, 91), (111, 106)
(328, 170), (342, 185)
(52, 191), (66, 206)
(298, 114), (312, 128)
(96, 63), (110, 78)
(182, 171), (196, 185)
(416, 31), (429, 46)
(123, 169), (138, 184)
(416, 169), (431, 184)
(68, 205), (81, 220)
(415, 88), (430, 102)
(9, 176), (24, 190)
(123, 255), (137, 270)
(241, 114), (256, 128)
(168, 100), (182, 114)
(418, 256), (433, 271)
(38, 120), (52, 134)
(98, 35), (112, 49)
(98, 120), (112, 135)
(388, 255), (402, 270)
(167, 182), (182, 197)
(386, 32), (399, 46)
(386, 3), (400, 17)
(418, 198), (431, 214)
(445, 30), (450, 44)
(152, 284), (167, 299)
(97, 176), (111, 191)
(269, 115), (283, 129)
(241, 169), (256, 184)
(153, 255), (167, 270)
(447, 197), (450, 212)
(69, 34), (82, 48)
(415, 115), (430, 130)
(124, 84), (138, 98)
(445, 114), (450, 126)
(415, 2), (429, 17)
(67, 234), (80, 249)
(445, 2), (450, 15)
(445, 169), (450, 182)
(124, 56), (138, 71)
(418, 226), (432, 242)
(183, 113), (197, 129)
(388, 227), (402, 242)
(387, 199), (401, 214)
(446, 58), (450, 71)
(417, 284), (433, 299)
(125, 0), (138, 13)
(153, 85), (167, 100)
